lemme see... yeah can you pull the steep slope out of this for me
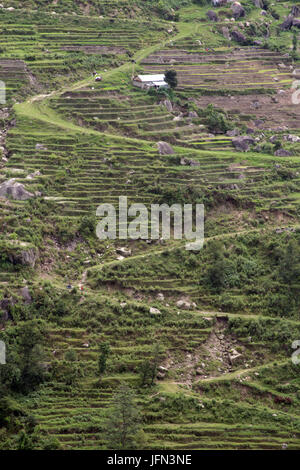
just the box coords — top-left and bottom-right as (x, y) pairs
(0, 0), (300, 450)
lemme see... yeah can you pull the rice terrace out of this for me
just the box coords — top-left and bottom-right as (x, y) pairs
(0, 0), (300, 454)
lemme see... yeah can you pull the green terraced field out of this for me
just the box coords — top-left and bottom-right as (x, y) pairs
(0, 0), (300, 452)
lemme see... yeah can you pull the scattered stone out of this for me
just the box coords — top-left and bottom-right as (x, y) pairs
(0, 179), (34, 200)
(157, 141), (174, 155)
(180, 157), (200, 167)
(291, 5), (300, 17)
(231, 30), (247, 44)
(116, 247), (132, 257)
(157, 372), (166, 379)
(20, 286), (32, 304)
(292, 19), (300, 28)
(26, 170), (41, 180)
(274, 149), (293, 157)
(35, 143), (48, 151)
(207, 10), (218, 22)
(176, 299), (191, 310)
(150, 307), (161, 315)
(285, 134), (300, 143)
(229, 352), (242, 364)
(162, 99), (173, 112)
(232, 3), (245, 19)
(8, 245), (38, 268)
(0, 297), (15, 321)
(221, 26), (231, 40)
(156, 293), (165, 301)
(254, 119), (264, 128)
(279, 15), (293, 31)
(232, 136), (255, 152)
(226, 128), (240, 137)
(254, 0), (264, 8)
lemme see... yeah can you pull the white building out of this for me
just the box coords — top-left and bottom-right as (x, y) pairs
(212, 0), (228, 6)
(132, 74), (169, 90)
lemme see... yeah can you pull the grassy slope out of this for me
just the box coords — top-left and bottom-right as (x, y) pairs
(0, 0), (300, 450)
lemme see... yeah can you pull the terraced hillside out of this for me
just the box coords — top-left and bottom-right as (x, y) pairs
(0, 0), (300, 451)
(0, 7), (172, 93)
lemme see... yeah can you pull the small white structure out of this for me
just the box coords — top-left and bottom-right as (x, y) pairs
(212, 0), (228, 6)
(132, 74), (169, 90)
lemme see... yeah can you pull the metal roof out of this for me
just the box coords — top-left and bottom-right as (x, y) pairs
(137, 74), (166, 82)
(153, 81), (168, 87)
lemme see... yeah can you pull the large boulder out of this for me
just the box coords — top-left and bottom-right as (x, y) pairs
(254, 0), (264, 7)
(0, 297), (15, 322)
(176, 299), (192, 310)
(9, 247), (38, 268)
(149, 307), (161, 315)
(229, 351), (243, 365)
(291, 5), (300, 17)
(162, 99), (173, 113)
(2, 240), (39, 268)
(207, 10), (218, 22)
(116, 247), (132, 257)
(221, 26), (231, 40)
(274, 149), (293, 157)
(157, 141), (174, 155)
(20, 286), (32, 304)
(232, 136), (255, 151)
(279, 15), (294, 31)
(231, 30), (247, 44)
(226, 128), (240, 137)
(0, 179), (34, 200)
(231, 2), (245, 19)
(284, 134), (300, 143)
(292, 19), (300, 28)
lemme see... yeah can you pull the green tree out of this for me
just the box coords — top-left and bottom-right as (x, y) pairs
(164, 69), (178, 89)
(206, 241), (228, 291)
(138, 359), (152, 387)
(98, 341), (111, 376)
(0, 322), (46, 395)
(150, 343), (162, 385)
(105, 384), (141, 449)
(204, 104), (231, 134)
(279, 239), (300, 285)
(64, 349), (77, 362)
